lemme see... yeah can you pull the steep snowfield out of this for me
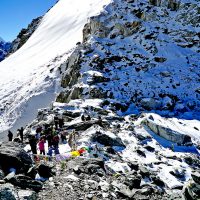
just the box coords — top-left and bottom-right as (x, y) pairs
(0, 0), (111, 137)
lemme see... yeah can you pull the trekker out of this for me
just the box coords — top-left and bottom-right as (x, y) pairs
(19, 127), (24, 143)
(58, 118), (64, 129)
(81, 114), (85, 121)
(35, 126), (42, 141)
(86, 115), (91, 121)
(38, 138), (45, 155)
(54, 115), (59, 130)
(61, 131), (67, 143)
(68, 130), (77, 151)
(8, 130), (13, 141)
(29, 135), (37, 155)
(46, 133), (53, 147)
(52, 134), (59, 149)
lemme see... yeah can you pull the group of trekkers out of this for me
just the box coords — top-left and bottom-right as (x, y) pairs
(7, 114), (90, 158)
(7, 127), (24, 142)
(28, 115), (80, 157)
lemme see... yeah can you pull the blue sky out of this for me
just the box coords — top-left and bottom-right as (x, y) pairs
(0, 0), (57, 42)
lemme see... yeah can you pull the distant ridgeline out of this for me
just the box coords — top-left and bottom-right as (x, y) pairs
(9, 17), (42, 54)
(0, 38), (11, 62)
(0, 17), (42, 62)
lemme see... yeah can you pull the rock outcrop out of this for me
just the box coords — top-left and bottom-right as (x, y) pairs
(9, 17), (42, 54)
(0, 142), (32, 173)
(142, 117), (192, 146)
(57, 0), (200, 119)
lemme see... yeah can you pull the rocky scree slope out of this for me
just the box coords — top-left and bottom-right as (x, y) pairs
(25, 103), (199, 200)
(58, 0), (200, 119)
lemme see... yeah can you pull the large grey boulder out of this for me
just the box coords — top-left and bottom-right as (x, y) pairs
(91, 131), (125, 147)
(37, 164), (54, 179)
(142, 117), (192, 146)
(0, 142), (32, 173)
(7, 174), (43, 191)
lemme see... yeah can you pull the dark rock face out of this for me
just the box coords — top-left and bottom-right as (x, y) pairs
(124, 175), (142, 189)
(37, 164), (54, 179)
(26, 167), (37, 180)
(191, 171), (200, 185)
(183, 171), (200, 200)
(144, 145), (155, 152)
(91, 131), (125, 147)
(7, 174), (43, 191)
(9, 17), (41, 54)
(0, 142), (32, 173)
(57, 0), (200, 117)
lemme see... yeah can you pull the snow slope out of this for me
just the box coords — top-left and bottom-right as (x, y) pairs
(0, 0), (111, 136)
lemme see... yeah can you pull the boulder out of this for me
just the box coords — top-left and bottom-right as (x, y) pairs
(142, 118), (192, 146)
(136, 149), (146, 157)
(4, 171), (16, 182)
(67, 158), (105, 175)
(91, 131), (125, 147)
(65, 119), (109, 131)
(183, 182), (200, 200)
(144, 145), (155, 152)
(124, 175), (142, 189)
(150, 175), (165, 188)
(37, 164), (54, 179)
(140, 98), (161, 110)
(127, 162), (139, 171)
(191, 171), (200, 184)
(0, 183), (17, 200)
(26, 167), (37, 179)
(139, 166), (150, 178)
(0, 142), (32, 173)
(8, 174), (43, 191)
(112, 180), (135, 198)
(83, 17), (110, 42)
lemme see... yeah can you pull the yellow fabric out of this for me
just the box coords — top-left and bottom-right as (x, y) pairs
(70, 151), (80, 157)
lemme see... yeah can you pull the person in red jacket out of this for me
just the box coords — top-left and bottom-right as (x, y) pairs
(38, 138), (45, 155)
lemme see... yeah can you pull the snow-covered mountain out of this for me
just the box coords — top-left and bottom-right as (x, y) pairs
(0, 37), (11, 61)
(58, 0), (200, 120)
(0, 0), (200, 199)
(0, 0), (111, 134)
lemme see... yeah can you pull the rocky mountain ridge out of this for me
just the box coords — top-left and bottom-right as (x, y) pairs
(8, 17), (42, 54)
(58, 0), (200, 120)
(0, 38), (11, 62)
(0, 17), (41, 63)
